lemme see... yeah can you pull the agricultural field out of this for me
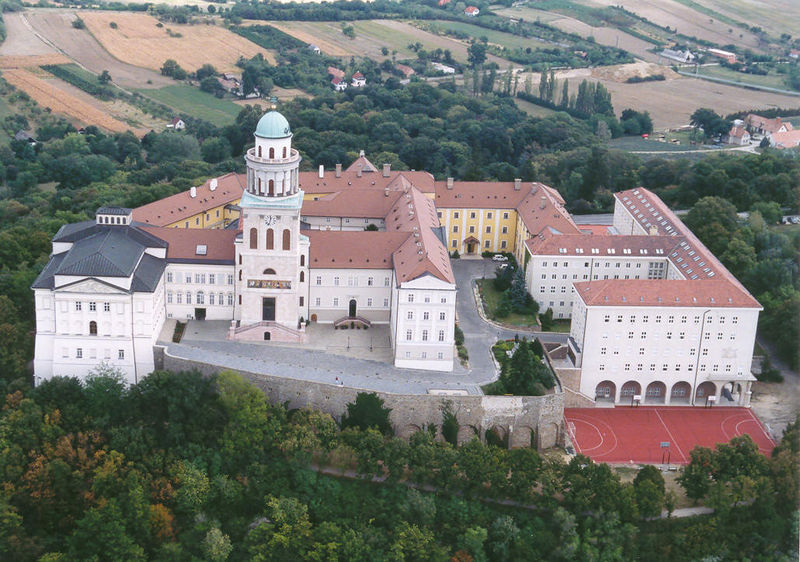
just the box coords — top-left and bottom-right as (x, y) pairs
(674, 0), (800, 41)
(3, 68), (130, 132)
(496, 6), (661, 63)
(137, 84), (242, 127)
(585, 0), (765, 52)
(80, 11), (276, 73)
(692, 65), (795, 91)
(23, 10), (172, 89)
(518, 63), (800, 128)
(427, 20), (543, 51)
(266, 20), (512, 66)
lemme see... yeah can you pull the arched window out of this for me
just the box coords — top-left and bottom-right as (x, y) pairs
(263, 268), (276, 275)
(268, 179), (274, 196)
(258, 178), (263, 194)
(249, 227), (257, 249)
(283, 229), (291, 251)
(196, 291), (205, 305)
(258, 146), (262, 158)
(269, 147), (275, 159)
(300, 271), (305, 282)
(266, 228), (274, 250)
(300, 255), (305, 266)
(89, 321), (97, 336)
(282, 146), (287, 158)
(238, 270), (242, 281)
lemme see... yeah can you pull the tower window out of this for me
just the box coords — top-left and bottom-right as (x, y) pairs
(283, 229), (291, 251)
(249, 227), (257, 249)
(268, 179), (274, 196)
(269, 147), (275, 159)
(266, 228), (274, 250)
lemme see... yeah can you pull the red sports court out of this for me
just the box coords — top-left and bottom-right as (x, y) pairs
(564, 407), (775, 465)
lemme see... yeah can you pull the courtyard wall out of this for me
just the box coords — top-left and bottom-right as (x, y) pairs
(156, 346), (565, 449)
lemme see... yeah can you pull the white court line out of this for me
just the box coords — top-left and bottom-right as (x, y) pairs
(745, 409), (777, 446)
(654, 409), (687, 463)
(568, 415), (618, 457)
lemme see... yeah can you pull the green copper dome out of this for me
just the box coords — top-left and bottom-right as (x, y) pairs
(254, 111), (291, 139)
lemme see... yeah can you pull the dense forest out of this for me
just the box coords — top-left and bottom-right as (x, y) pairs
(0, 369), (797, 560)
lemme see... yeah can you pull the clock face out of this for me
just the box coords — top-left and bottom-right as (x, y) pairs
(264, 215), (277, 226)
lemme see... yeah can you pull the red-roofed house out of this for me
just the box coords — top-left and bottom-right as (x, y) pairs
(167, 117), (185, 131)
(331, 76), (347, 91)
(745, 114), (793, 135)
(351, 71), (366, 87)
(768, 129), (800, 149)
(723, 125), (750, 145)
(464, 6), (479, 16)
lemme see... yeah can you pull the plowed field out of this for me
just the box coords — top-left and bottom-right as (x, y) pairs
(81, 12), (276, 73)
(4, 69), (130, 132)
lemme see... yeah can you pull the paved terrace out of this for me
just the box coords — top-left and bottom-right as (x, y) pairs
(162, 259), (569, 395)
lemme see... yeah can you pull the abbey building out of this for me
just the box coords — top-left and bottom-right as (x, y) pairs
(32, 110), (760, 408)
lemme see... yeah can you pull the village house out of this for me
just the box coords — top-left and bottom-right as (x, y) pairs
(745, 114), (793, 136)
(768, 129), (800, 149)
(396, 64), (416, 79)
(659, 48), (695, 64)
(707, 48), (737, 64)
(167, 118), (185, 131)
(431, 62), (456, 75)
(308, 44), (321, 55)
(464, 6), (479, 16)
(331, 77), (348, 92)
(723, 123), (751, 146)
(351, 71), (366, 88)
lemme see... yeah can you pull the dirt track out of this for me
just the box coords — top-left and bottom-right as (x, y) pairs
(23, 10), (172, 89)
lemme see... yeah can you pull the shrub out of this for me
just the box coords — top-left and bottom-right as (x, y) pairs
(71, 17), (85, 29)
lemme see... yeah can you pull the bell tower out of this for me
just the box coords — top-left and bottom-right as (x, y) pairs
(232, 110), (309, 342)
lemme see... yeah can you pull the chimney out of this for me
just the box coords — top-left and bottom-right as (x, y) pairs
(384, 187), (390, 197)
(318, 165), (324, 179)
(335, 163), (342, 178)
(383, 163), (391, 177)
(530, 184), (538, 194)
(209, 178), (217, 191)
(357, 168), (362, 178)
(649, 224), (659, 236)
(446, 177), (454, 190)
(359, 149), (365, 157)
(190, 186), (197, 198)
(539, 195), (546, 209)
(514, 178), (521, 191)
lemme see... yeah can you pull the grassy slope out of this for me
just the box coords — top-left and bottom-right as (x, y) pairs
(137, 85), (241, 127)
(429, 20), (542, 51)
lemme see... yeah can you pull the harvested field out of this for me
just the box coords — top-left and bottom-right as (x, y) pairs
(81, 12), (276, 73)
(0, 54), (71, 69)
(43, 74), (165, 133)
(690, 0), (800, 40)
(496, 7), (661, 62)
(4, 68), (131, 133)
(0, 12), (57, 56)
(588, 0), (764, 51)
(267, 20), (512, 66)
(517, 63), (800, 128)
(24, 10), (172, 89)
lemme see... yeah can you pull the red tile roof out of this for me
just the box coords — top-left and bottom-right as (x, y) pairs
(574, 279), (761, 308)
(745, 114), (793, 134)
(515, 183), (581, 236)
(770, 129), (800, 149)
(132, 173), (245, 227)
(299, 170), (435, 194)
(141, 226), (237, 263)
(302, 189), (402, 218)
(526, 230), (682, 257)
(306, 230), (408, 269)
(434, 180), (529, 209)
(327, 67), (345, 79)
(346, 153), (377, 173)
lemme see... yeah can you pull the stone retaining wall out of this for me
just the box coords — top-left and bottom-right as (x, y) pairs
(157, 346), (565, 450)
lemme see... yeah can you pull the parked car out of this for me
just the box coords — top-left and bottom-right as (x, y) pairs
(492, 254), (508, 262)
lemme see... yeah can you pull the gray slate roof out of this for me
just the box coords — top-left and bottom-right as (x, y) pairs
(96, 206), (133, 215)
(33, 224), (168, 293)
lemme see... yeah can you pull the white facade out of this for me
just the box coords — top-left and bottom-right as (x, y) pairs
(571, 300), (759, 406)
(308, 268), (394, 324)
(392, 276), (457, 371)
(164, 265), (235, 321)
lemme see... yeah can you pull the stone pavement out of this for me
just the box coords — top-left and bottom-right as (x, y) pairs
(163, 258), (570, 396)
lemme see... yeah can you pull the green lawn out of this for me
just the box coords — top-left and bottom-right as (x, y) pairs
(514, 97), (558, 118)
(0, 96), (14, 144)
(476, 279), (539, 328)
(429, 20), (541, 51)
(607, 136), (701, 152)
(137, 85), (242, 127)
(693, 65), (791, 91)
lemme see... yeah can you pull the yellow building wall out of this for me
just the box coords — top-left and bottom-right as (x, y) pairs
(437, 208), (518, 254)
(165, 200), (242, 230)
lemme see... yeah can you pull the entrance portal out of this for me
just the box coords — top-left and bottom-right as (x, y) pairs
(194, 308), (206, 321)
(349, 299), (357, 317)
(262, 297), (276, 321)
